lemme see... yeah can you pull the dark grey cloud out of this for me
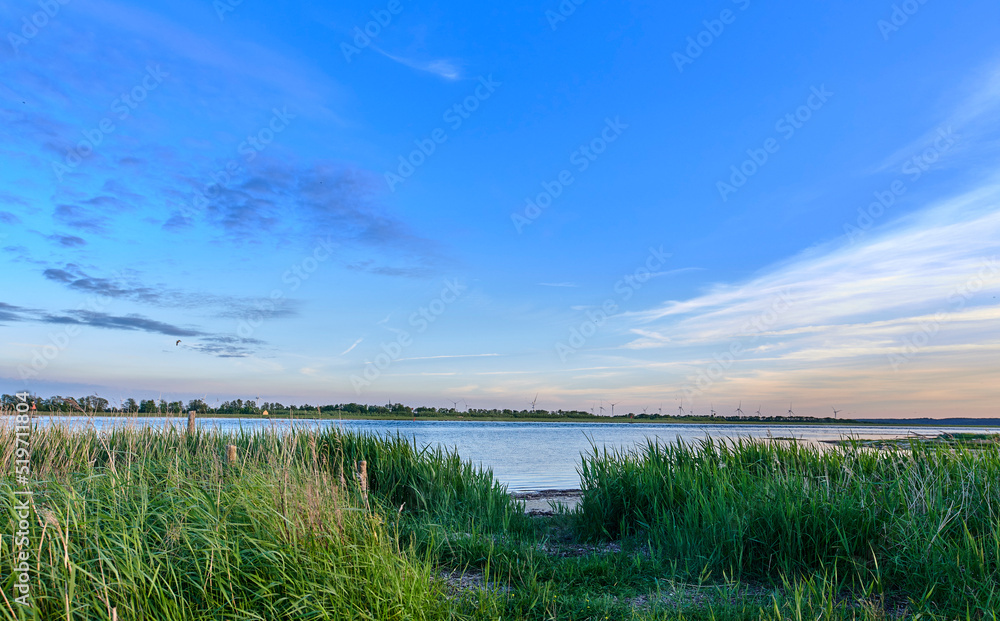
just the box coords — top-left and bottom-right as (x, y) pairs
(0, 191), (31, 209)
(165, 161), (441, 266)
(44, 180), (141, 240)
(41, 263), (301, 321)
(42, 268), (75, 283)
(41, 265), (159, 304)
(215, 303), (300, 320)
(185, 335), (267, 358)
(162, 213), (190, 231)
(95, 179), (144, 206)
(2, 245), (44, 265)
(41, 310), (205, 337)
(0, 302), (33, 323)
(82, 195), (130, 210)
(48, 234), (87, 247)
(2, 299), (266, 357)
(54, 204), (110, 233)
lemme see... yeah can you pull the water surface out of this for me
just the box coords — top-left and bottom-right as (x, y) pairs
(31, 416), (998, 491)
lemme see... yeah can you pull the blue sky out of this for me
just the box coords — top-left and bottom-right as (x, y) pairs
(2, 0), (999, 417)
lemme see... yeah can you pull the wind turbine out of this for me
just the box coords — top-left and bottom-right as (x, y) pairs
(599, 400), (605, 416)
(450, 399), (459, 411)
(832, 407), (842, 419)
(755, 405), (762, 417)
(787, 403), (795, 417)
(531, 393), (538, 412)
(678, 405), (684, 416)
(710, 403), (717, 418)
(735, 401), (745, 417)
(610, 402), (619, 417)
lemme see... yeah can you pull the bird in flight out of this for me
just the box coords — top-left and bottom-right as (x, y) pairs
(176, 340), (181, 346)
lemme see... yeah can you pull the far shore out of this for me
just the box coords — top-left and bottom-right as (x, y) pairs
(18, 411), (1000, 427)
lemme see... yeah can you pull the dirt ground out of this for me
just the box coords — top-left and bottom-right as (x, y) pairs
(511, 489), (582, 515)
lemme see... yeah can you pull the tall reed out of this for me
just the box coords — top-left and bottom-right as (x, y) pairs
(576, 437), (1000, 614)
(0, 421), (520, 620)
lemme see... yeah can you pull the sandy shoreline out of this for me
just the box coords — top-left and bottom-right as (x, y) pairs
(512, 489), (582, 514)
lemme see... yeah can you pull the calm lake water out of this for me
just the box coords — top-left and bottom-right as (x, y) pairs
(30, 417), (1000, 491)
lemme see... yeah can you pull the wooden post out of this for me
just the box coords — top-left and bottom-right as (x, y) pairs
(187, 410), (196, 435)
(112, 607), (117, 621)
(358, 460), (369, 508)
(226, 444), (238, 464)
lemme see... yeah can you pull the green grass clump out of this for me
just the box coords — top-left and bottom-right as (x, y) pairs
(0, 422), (521, 620)
(576, 437), (1000, 615)
(5, 421), (999, 620)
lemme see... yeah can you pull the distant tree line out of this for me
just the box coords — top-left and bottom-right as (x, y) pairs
(0, 393), (846, 423)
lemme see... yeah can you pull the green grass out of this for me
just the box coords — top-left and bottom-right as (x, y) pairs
(576, 437), (1000, 617)
(0, 422), (520, 620)
(3, 423), (999, 620)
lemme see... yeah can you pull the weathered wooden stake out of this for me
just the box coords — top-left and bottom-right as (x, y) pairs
(112, 607), (117, 621)
(187, 410), (196, 435)
(358, 460), (368, 492)
(358, 460), (369, 509)
(226, 444), (238, 464)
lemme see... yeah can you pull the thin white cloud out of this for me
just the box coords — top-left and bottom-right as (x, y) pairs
(474, 370), (534, 376)
(627, 182), (1000, 333)
(339, 338), (363, 356)
(538, 282), (579, 288)
(649, 267), (705, 278)
(613, 178), (1000, 415)
(873, 59), (1000, 173)
(372, 47), (461, 80)
(77, 0), (345, 120)
(397, 353), (499, 362)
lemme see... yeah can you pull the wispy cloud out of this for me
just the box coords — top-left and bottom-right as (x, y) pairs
(47, 234), (87, 247)
(340, 338), (363, 355)
(2, 303), (267, 357)
(347, 261), (431, 278)
(42, 310), (204, 337)
(627, 185), (1000, 339)
(42, 263), (300, 320)
(617, 180), (1000, 409)
(372, 47), (461, 80)
(0, 302), (34, 323)
(538, 282), (579, 288)
(397, 353), (499, 362)
(649, 267), (704, 278)
(873, 59), (1000, 173)
(185, 335), (266, 358)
